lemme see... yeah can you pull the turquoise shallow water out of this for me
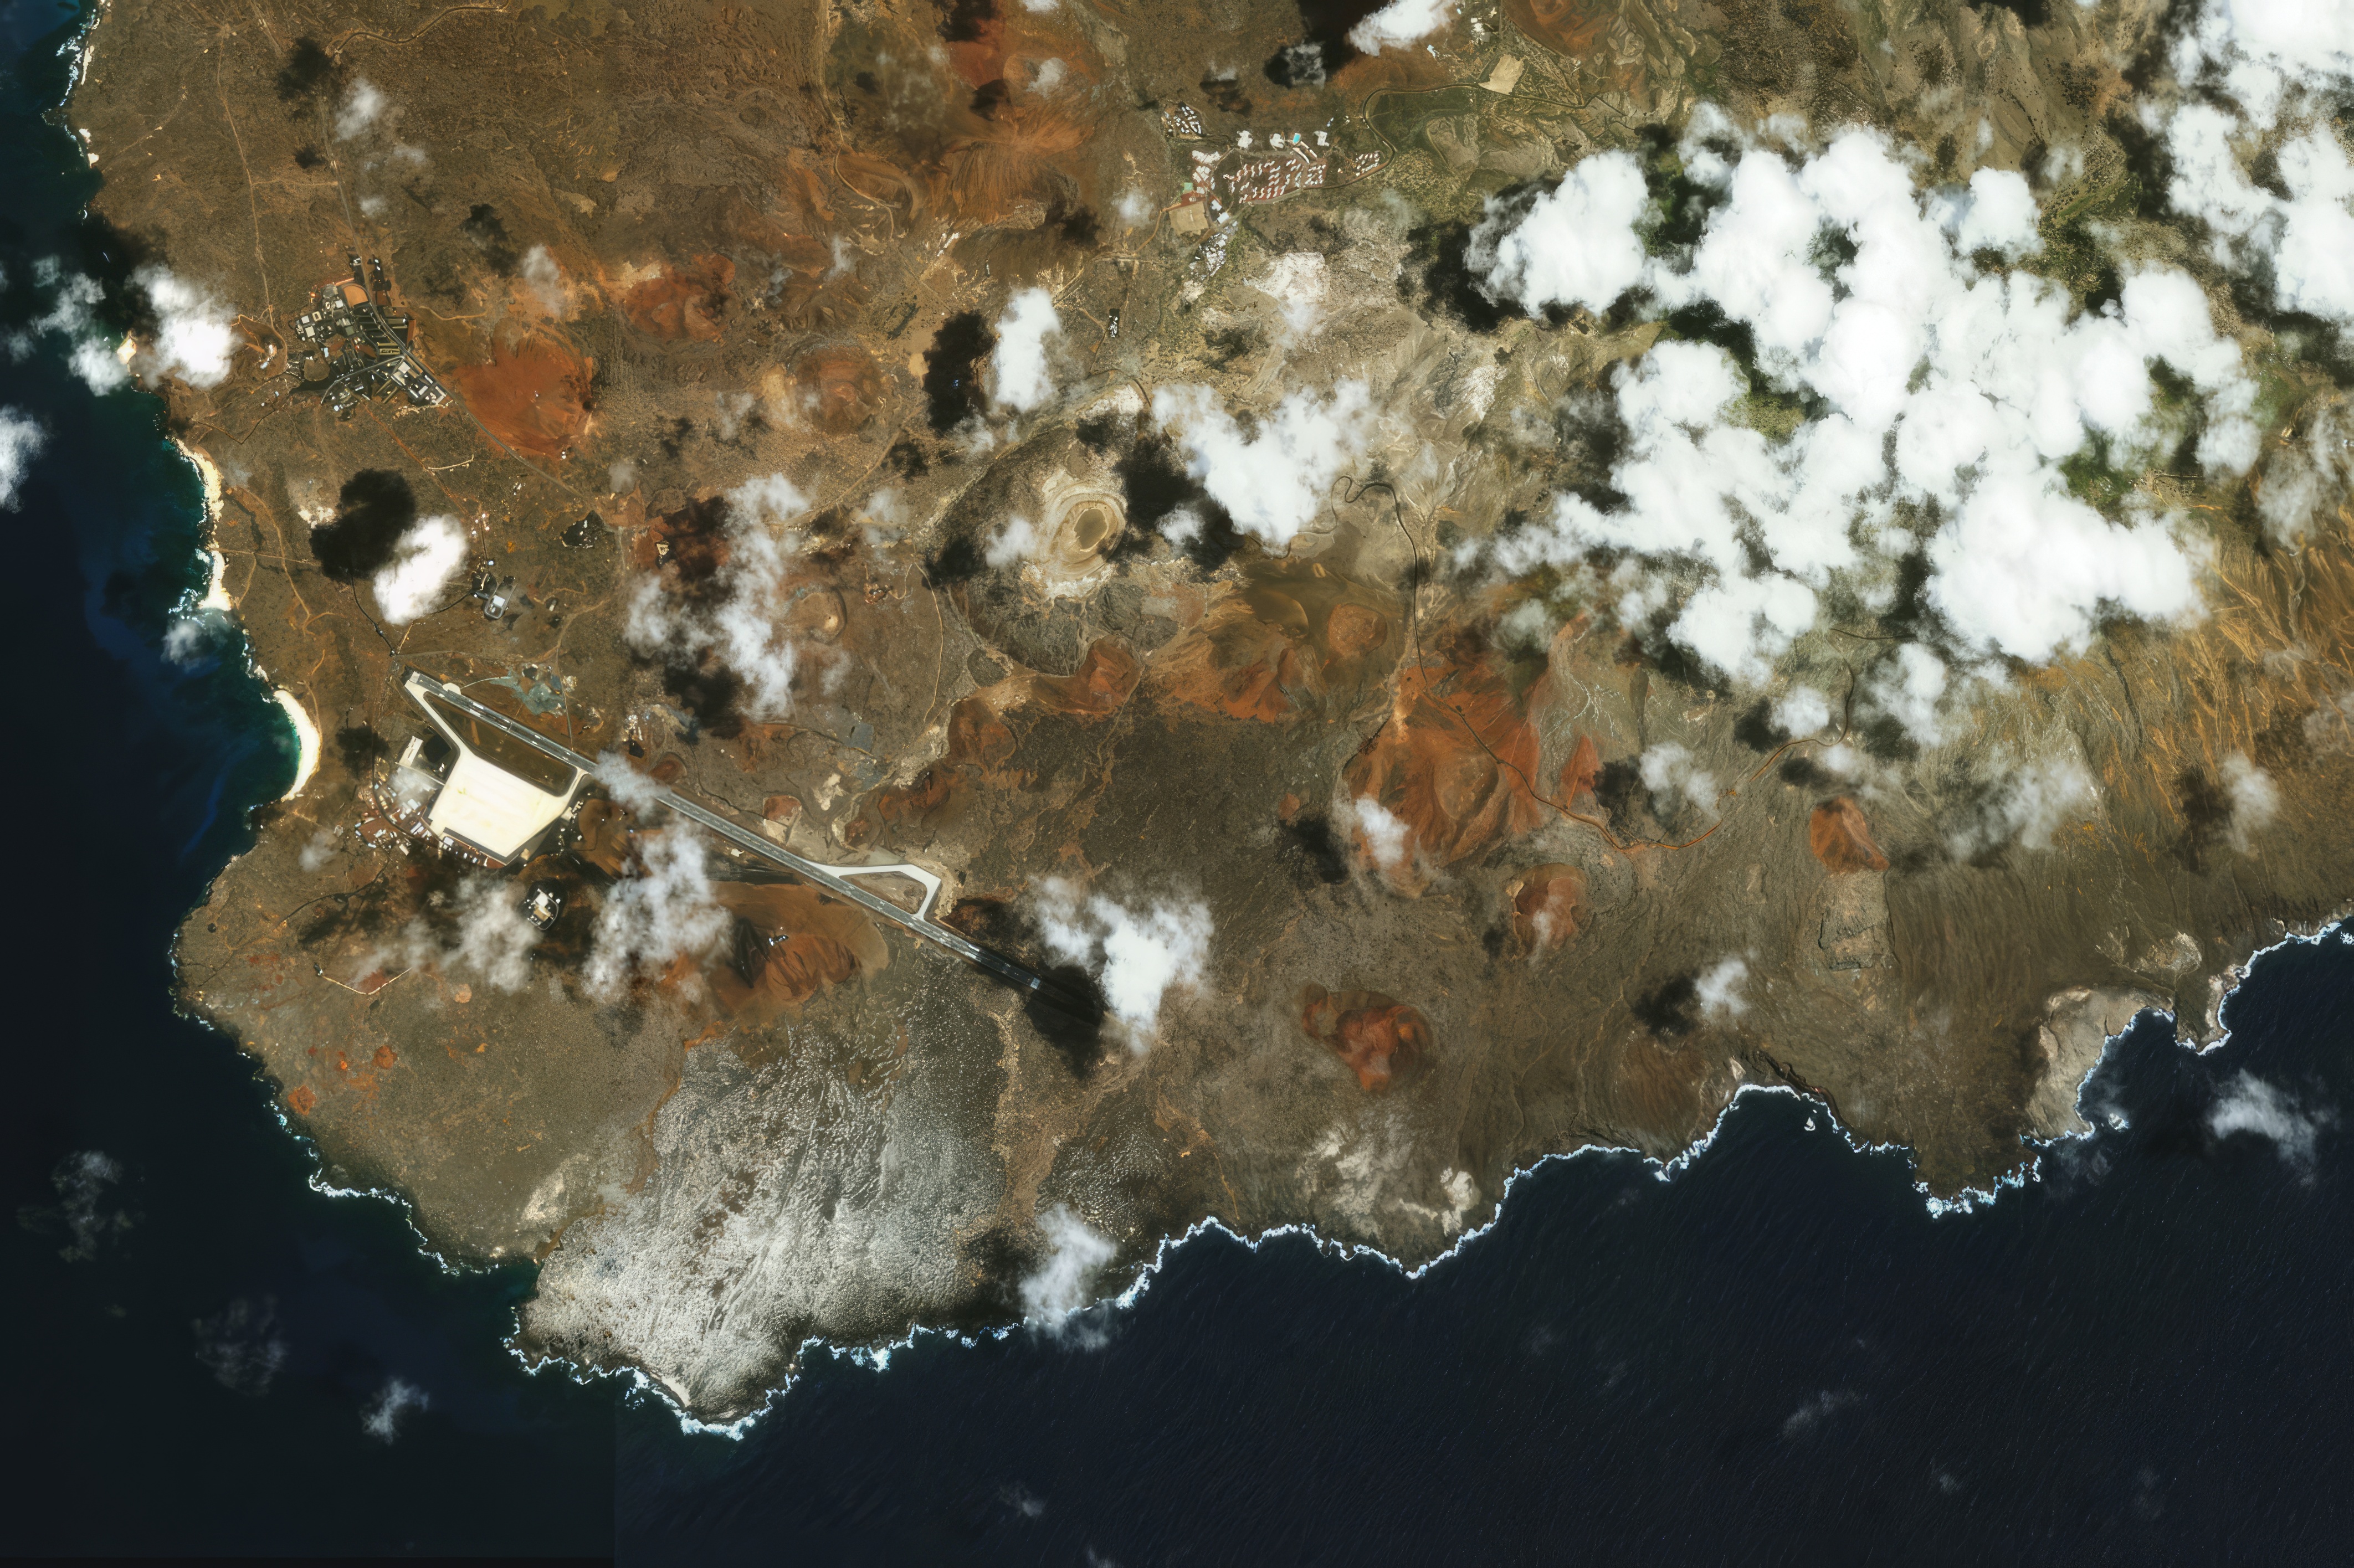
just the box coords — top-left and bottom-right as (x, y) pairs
(6, 5), (2351, 1560)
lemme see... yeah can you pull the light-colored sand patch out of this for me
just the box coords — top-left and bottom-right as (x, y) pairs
(274, 688), (320, 798)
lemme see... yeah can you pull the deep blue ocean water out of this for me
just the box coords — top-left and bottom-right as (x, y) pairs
(3, 5), (2349, 1561)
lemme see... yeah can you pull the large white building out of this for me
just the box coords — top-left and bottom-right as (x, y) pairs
(399, 671), (584, 866)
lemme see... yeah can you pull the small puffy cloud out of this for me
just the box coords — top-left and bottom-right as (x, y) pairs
(1640, 743), (1720, 822)
(1773, 685), (1833, 737)
(1253, 252), (1329, 341)
(1864, 644), (1948, 746)
(12, 263), (235, 391)
(2207, 1071), (2334, 1168)
(2255, 403), (2352, 545)
(1468, 151), (1649, 315)
(448, 877), (541, 991)
(1347, 0), (1457, 53)
(69, 337), (134, 394)
(986, 514), (1044, 568)
(2206, 0), (2354, 79)
(1950, 754), (2099, 857)
(1036, 881), (1212, 1043)
(592, 750), (668, 813)
(361, 1377), (428, 1442)
(1115, 187), (1152, 227)
(193, 1297), (289, 1397)
(336, 79), (388, 140)
(13, 266), (119, 389)
(370, 516), (468, 623)
(2222, 751), (2278, 851)
(627, 474), (810, 717)
(990, 287), (1061, 413)
(519, 245), (570, 316)
(1266, 46), (1326, 88)
(0, 406), (44, 508)
(372, 877), (546, 991)
(1696, 955), (1748, 1017)
(163, 613), (229, 666)
(709, 476), (806, 714)
(1150, 381), (1374, 548)
(1781, 1388), (1862, 1441)
(38, 1150), (131, 1262)
(2304, 686), (2354, 754)
(2166, 102), (2274, 238)
(2270, 132), (2354, 325)
(1019, 1204), (1116, 1328)
(1352, 794), (1412, 875)
(132, 267), (237, 388)
(298, 826), (341, 870)
(583, 828), (729, 998)
(29, 271), (130, 392)
(727, 471), (807, 528)
(1671, 571), (1820, 686)
(711, 390), (757, 443)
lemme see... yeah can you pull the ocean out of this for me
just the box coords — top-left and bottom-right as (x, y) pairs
(3, 4), (2348, 1561)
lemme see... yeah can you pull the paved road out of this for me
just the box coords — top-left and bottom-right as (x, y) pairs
(403, 671), (1094, 1016)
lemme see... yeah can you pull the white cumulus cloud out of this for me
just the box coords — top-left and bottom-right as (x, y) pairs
(583, 826), (729, 999)
(1035, 881), (1211, 1044)
(986, 514), (1044, 568)
(2207, 1070), (2334, 1168)
(1253, 252), (1329, 341)
(1773, 685), (1833, 737)
(1640, 742), (1720, 823)
(2222, 751), (2279, 851)
(132, 267), (238, 388)
(990, 287), (1061, 413)
(1352, 794), (1412, 875)
(448, 877), (541, 991)
(1469, 127), (2247, 677)
(2163, 2), (2354, 326)
(1019, 1204), (1116, 1328)
(626, 474), (809, 717)
(370, 516), (468, 624)
(1151, 381), (1374, 548)
(519, 245), (571, 316)
(1469, 151), (1649, 316)
(336, 79), (388, 140)
(0, 407), (44, 508)
(22, 270), (130, 393)
(1347, 0), (1458, 54)
(1949, 168), (2043, 259)
(1696, 955), (1748, 1017)
(2256, 403), (2352, 546)
(1950, 753), (2099, 857)
(360, 1376), (428, 1442)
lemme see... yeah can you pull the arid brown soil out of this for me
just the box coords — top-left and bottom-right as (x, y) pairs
(69, 0), (2354, 1420)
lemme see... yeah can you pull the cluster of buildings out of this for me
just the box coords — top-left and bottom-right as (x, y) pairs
(1227, 140), (1333, 205)
(290, 253), (449, 417)
(1165, 110), (1384, 239)
(353, 672), (586, 880)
